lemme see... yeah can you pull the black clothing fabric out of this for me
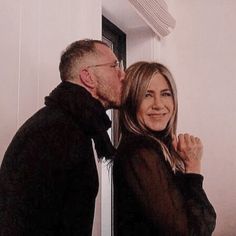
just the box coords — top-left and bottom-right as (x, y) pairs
(0, 82), (114, 236)
(113, 134), (216, 236)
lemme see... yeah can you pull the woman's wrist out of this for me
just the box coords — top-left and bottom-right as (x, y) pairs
(185, 163), (201, 174)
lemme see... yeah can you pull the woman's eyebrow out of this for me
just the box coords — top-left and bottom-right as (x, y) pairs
(146, 88), (171, 93)
(161, 89), (171, 92)
(146, 90), (154, 93)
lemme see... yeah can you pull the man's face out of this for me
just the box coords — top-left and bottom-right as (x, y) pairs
(90, 44), (125, 109)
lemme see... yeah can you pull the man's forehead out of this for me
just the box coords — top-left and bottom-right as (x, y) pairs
(95, 43), (116, 59)
(94, 42), (109, 51)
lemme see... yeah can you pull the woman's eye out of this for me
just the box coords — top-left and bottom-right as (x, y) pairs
(162, 92), (172, 97)
(145, 93), (152, 98)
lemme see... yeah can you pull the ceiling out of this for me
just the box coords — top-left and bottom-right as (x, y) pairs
(102, 0), (149, 33)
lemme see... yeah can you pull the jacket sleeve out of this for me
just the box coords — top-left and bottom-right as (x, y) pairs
(176, 173), (217, 235)
(120, 147), (216, 235)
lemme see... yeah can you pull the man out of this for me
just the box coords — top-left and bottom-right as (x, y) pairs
(0, 39), (125, 235)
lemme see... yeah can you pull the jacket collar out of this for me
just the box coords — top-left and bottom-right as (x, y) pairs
(45, 81), (115, 160)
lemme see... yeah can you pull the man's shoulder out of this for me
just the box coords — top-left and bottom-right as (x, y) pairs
(12, 106), (91, 148)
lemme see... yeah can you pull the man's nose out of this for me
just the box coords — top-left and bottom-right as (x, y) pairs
(119, 69), (125, 81)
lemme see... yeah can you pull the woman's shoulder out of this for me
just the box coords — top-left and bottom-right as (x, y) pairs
(117, 134), (161, 158)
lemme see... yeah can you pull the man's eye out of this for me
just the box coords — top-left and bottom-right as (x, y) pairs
(111, 62), (119, 69)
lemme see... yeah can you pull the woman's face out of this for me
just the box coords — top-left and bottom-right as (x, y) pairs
(137, 73), (174, 132)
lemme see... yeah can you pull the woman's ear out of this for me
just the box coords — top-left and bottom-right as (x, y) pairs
(79, 69), (96, 89)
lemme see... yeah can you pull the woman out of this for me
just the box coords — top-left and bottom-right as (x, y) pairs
(113, 62), (216, 235)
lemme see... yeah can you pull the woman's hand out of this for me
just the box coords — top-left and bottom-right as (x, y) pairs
(173, 133), (203, 174)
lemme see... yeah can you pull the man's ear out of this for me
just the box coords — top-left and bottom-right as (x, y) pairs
(79, 69), (96, 89)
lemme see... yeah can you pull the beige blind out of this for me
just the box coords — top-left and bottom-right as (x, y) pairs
(128, 0), (176, 38)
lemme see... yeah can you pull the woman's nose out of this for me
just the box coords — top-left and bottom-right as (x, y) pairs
(152, 97), (164, 109)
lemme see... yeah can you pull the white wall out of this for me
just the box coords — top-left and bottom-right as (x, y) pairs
(161, 1), (236, 235)
(127, 27), (160, 65)
(0, 0), (102, 235)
